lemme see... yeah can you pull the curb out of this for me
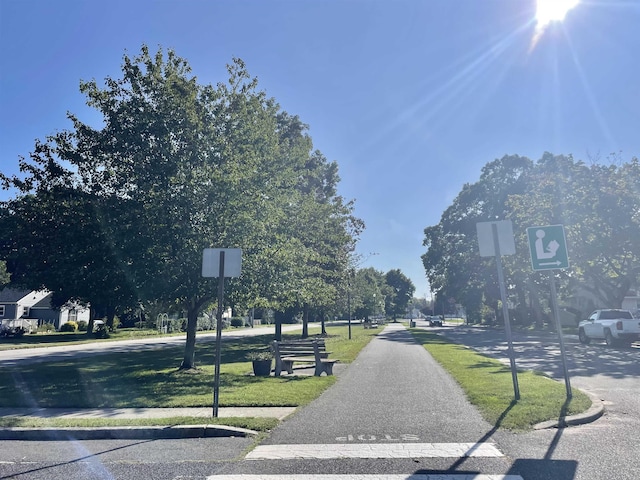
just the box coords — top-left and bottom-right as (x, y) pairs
(0, 424), (258, 440)
(533, 390), (605, 430)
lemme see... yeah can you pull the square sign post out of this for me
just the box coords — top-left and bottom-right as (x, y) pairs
(202, 248), (242, 417)
(477, 220), (520, 401)
(527, 225), (572, 399)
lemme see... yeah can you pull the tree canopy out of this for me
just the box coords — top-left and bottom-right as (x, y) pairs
(0, 46), (362, 368)
(422, 153), (640, 325)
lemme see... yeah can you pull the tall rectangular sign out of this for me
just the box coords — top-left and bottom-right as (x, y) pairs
(526, 225), (569, 271)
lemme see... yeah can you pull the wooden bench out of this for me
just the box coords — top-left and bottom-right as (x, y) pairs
(271, 339), (337, 376)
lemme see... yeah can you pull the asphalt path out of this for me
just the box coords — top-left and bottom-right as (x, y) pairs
(214, 322), (517, 477)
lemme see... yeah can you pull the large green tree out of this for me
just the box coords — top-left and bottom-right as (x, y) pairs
(423, 152), (640, 326)
(1, 46), (361, 368)
(351, 267), (386, 321)
(422, 154), (533, 322)
(384, 269), (415, 320)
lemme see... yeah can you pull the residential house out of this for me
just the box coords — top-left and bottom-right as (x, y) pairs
(0, 288), (90, 331)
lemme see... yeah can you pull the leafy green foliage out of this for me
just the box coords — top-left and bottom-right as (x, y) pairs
(0, 261), (9, 286)
(59, 321), (77, 332)
(384, 269), (415, 319)
(0, 46), (361, 369)
(423, 153), (640, 324)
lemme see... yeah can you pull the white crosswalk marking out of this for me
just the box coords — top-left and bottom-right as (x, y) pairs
(245, 442), (504, 460)
(208, 475), (523, 479)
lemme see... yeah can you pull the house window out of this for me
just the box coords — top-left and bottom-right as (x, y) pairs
(68, 309), (78, 322)
(0, 305), (4, 317)
(22, 306), (30, 317)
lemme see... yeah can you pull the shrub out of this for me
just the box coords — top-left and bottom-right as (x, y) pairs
(59, 321), (78, 332)
(230, 317), (244, 328)
(196, 316), (214, 331)
(37, 322), (55, 333)
(110, 317), (120, 332)
(247, 350), (273, 361)
(77, 320), (88, 332)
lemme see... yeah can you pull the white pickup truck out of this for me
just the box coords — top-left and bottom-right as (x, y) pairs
(578, 309), (640, 346)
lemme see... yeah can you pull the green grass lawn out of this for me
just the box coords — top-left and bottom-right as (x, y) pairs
(0, 324), (378, 430)
(1, 323), (593, 431)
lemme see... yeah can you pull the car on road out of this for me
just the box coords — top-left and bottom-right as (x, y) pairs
(428, 316), (443, 327)
(578, 309), (640, 346)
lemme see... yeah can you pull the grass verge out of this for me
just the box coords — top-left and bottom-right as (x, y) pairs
(410, 329), (592, 431)
(0, 324), (378, 428)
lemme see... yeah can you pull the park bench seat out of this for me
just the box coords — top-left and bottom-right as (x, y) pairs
(271, 338), (337, 376)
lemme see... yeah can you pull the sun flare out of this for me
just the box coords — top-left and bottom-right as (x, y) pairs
(536, 0), (580, 27)
(530, 0), (580, 52)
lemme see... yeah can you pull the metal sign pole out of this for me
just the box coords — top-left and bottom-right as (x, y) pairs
(549, 274), (572, 399)
(212, 250), (225, 417)
(526, 225), (572, 400)
(492, 223), (520, 401)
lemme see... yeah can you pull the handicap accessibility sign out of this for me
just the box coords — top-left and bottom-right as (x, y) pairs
(527, 225), (569, 271)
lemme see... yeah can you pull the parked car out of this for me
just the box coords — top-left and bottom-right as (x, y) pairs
(578, 309), (640, 346)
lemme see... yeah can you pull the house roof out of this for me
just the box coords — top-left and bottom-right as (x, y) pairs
(32, 292), (54, 309)
(0, 288), (32, 303)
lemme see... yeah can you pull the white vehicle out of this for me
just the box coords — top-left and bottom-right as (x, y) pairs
(578, 309), (640, 347)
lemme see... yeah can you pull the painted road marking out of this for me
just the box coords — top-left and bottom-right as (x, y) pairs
(207, 475), (523, 479)
(245, 442), (504, 460)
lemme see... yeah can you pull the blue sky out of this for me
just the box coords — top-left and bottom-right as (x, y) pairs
(1, 0), (639, 299)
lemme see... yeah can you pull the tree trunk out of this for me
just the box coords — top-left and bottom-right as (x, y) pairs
(180, 306), (199, 370)
(274, 311), (283, 341)
(275, 319), (282, 341)
(527, 278), (544, 329)
(106, 305), (116, 331)
(86, 307), (97, 337)
(320, 310), (327, 336)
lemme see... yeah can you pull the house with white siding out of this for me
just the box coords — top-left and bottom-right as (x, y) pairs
(0, 288), (90, 333)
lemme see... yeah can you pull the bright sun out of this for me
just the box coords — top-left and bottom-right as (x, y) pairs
(536, 0), (580, 27)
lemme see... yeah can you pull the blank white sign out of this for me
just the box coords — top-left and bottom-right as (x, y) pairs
(476, 221), (516, 257)
(202, 248), (242, 277)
